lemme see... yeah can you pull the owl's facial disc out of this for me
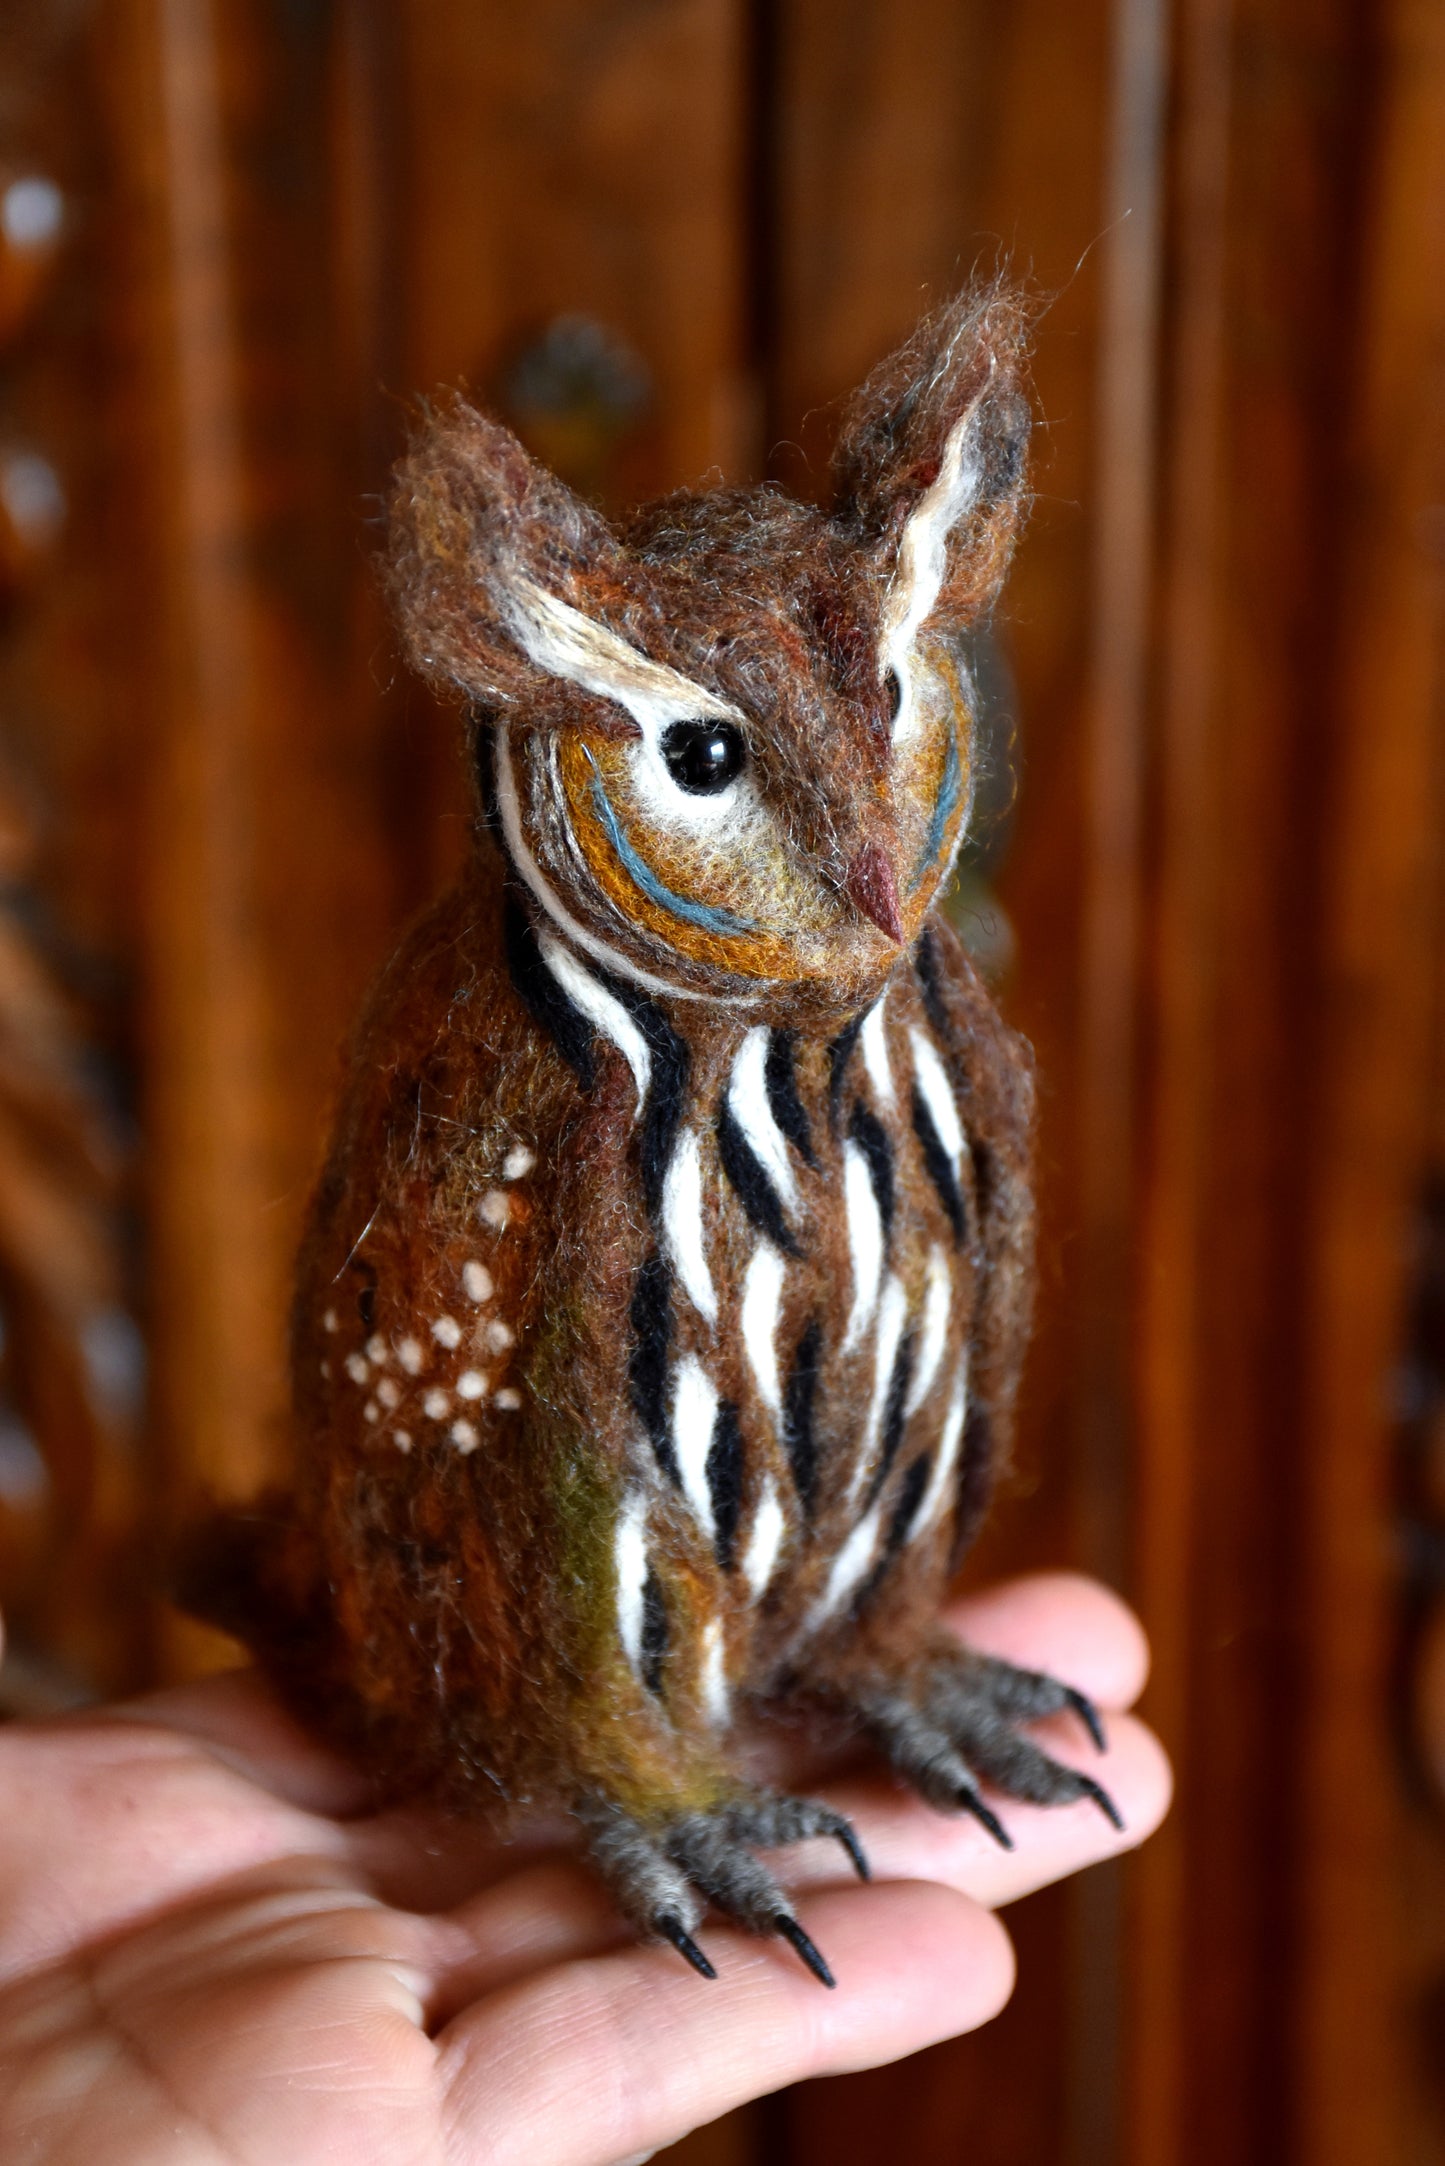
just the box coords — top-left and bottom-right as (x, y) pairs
(491, 560), (973, 1011)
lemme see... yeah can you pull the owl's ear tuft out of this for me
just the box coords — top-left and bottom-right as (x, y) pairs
(385, 394), (631, 718)
(830, 284), (1032, 635)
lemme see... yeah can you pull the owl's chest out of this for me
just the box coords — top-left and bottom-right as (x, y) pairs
(539, 954), (980, 1667)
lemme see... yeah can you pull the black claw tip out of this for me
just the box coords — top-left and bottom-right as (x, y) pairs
(657, 1912), (717, 1979)
(958, 1786), (1015, 1850)
(1076, 1773), (1125, 1832)
(774, 1913), (836, 1988)
(834, 1822), (872, 1883)
(1065, 1687), (1108, 1754)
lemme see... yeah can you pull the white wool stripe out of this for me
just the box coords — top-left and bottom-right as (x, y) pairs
(741, 1241), (787, 1418)
(860, 994), (896, 1111)
(614, 1490), (650, 1674)
(743, 1479), (787, 1598)
(809, 1502), (883, 1630)
(849, 1272), (909, 1504)
(910, 1026), (966, 1170)
(880, 404), (985, 694)
(905, 1245), (953, 1416)
(504, 572), (738, 722)
(494, 723), (739, 1004)
(538, 929), (651, 1112)
(727, 1026), (799, 1207)
(841, 1139), (884, 1353)
(917, 1362), (969, 1536)
(671, 1356), (719, 1536)
(699, 1616), (731, 1727)
(661, 1129), (717, 1325)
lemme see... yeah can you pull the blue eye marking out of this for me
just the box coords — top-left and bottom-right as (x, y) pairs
(914, 727), (964, 885)
(585, 757), (758, 937)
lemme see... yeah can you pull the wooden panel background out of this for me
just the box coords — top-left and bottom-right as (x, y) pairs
(0, 0), (1439, 2160)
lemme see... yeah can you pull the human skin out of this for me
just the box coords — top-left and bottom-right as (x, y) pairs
(0, 1572), (1169, 2166)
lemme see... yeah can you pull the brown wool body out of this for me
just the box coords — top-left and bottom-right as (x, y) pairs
(185, 288), (1117, 1984)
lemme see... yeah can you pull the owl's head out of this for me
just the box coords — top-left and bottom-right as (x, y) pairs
(389, 287), (1029, 1022)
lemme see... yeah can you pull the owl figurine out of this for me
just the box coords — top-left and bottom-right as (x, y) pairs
(188, 287), (1116, 1989)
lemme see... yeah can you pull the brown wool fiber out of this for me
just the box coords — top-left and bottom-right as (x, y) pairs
(181, 285), (1118, 1976)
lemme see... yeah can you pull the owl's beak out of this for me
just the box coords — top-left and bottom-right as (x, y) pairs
(845, 842), (906, 943)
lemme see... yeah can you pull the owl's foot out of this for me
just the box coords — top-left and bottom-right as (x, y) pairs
(578, 1788), (869, 1987)
(856, 1646), (1120, 1845)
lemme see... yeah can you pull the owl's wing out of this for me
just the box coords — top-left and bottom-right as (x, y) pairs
(913, 912), (1036, 1560)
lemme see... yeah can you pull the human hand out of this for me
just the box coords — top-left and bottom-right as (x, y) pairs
(0, 1573), (1169, 2166)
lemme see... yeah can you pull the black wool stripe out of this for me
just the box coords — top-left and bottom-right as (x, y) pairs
(706, 1401), (745, 1572)
(862, 1328), (916, 1512)
(782, 1318), (823, 1519)
(855, 1455), (934, 1614)
(914, 924), (951, 1041)
(849, 1099), (896, 1243)
(471, 712), (502, 831)
(887, 1452), (933, 1553)
(949, 1400), (996, 1572)
(503, 892), (597, 1089)
(628, 1252), (679, 1487)
(912, 1085), (967, 1244)
(640, 1568), (669, 1697)
(717, 1098), (802, 1256)
(765, 1030), (816, 1166)
(608, 978), (690, 1220)
(827, 1014), (865, 1129)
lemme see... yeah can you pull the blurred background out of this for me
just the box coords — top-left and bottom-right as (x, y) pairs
(0, 0), (1440, 2160)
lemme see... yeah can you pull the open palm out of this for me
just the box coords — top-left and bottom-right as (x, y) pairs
(0, 1573), (1169, 2166)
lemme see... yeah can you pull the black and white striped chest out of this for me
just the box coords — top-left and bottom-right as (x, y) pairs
(508, 901), (986, 1724)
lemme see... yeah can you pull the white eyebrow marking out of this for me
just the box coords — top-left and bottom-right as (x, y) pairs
(878, 397), (988, 744)
(502, 572), (740, 723)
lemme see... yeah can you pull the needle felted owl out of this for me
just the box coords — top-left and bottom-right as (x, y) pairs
(188, 285), (1117, 1989)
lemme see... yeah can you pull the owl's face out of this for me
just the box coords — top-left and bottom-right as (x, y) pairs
(392, 290), (1029, 1019)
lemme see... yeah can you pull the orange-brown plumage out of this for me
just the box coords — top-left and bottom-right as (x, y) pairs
(183, 286), (1119, 1982)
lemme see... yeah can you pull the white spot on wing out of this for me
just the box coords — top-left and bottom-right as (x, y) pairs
(344, 1352), (369, 1385)
(670, 1356), (719, 1537)
(614, 1489), (650, 1674)
(743, 1479), (787, 1598)
(740, 1241), (787, 1419)
(365, 1334), (389, 1366)
(502, 1145), (536, 1180)
(376, 1377), (401, 1411)
(661, 1129), (716, 1325)
(906, 1246), (952, 1416)
(392, 1428), (412, 1453)
(841, 1140), (884, 1353)
(494, 1387), (522, 1411)
(456, 1370), (488, 1401)
(699, 1616), (730, 1727)
(860, 994), (896, 1111)
(538, 930), (651, 1113)
(450, 1418), (479, 1454)
(423, 1388), (450, 1420)
(431, 1315), (462, 1350)
(462, 1262), (493, 1304)
(727, 1026), (798, 1207)
(396, 1336), (425, 1375)
(479, 1190), (512, 1230)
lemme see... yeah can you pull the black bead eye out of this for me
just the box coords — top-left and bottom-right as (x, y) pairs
(661, 719), (746, 794)
(884, 669), (903, 722)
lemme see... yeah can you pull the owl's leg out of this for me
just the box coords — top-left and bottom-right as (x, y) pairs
(848, 1640), (1121, 1846)
(578, 1786), (869, 1986)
